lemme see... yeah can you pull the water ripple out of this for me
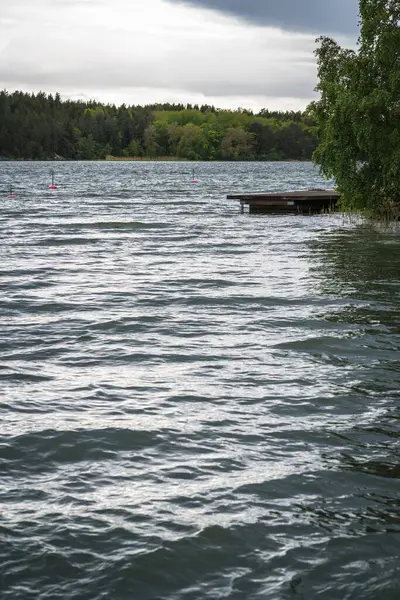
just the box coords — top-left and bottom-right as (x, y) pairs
(1, 161), (400, 599)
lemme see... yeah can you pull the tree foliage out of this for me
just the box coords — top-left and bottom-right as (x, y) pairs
(308, 0), (400, 216)
(0, 91), (318, 162)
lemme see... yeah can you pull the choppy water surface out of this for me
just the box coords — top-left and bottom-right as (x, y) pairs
(1, 161), (400, 600)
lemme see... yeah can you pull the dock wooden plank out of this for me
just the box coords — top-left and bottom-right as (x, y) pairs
(228, 189), (339, 214)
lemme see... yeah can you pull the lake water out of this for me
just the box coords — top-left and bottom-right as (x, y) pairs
(1, 161), (400, 600)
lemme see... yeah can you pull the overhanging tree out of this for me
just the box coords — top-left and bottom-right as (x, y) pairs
(308, 0), (400, 216)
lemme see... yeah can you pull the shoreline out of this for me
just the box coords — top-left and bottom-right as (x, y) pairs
(0, 157), (311, 163)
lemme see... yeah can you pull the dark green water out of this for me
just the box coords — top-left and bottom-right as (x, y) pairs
(1, 162), (399, 599)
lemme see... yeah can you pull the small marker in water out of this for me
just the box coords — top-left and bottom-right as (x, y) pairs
(191, 168), (198, 184)
(8, 185), (16, 199)
(48, 169), (57, 189)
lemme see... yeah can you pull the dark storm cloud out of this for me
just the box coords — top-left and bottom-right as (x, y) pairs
(168, 0), (359, 34)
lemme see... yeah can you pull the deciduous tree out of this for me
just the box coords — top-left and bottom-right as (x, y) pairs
(309, 0), (400, 216)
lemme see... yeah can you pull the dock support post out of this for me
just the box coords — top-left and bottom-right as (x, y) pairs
(240, 201), (244, 214)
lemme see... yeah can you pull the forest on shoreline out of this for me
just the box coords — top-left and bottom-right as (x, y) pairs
(0, 91), (317, 162)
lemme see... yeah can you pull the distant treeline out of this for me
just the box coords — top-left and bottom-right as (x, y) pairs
(0, 91), (318, 161)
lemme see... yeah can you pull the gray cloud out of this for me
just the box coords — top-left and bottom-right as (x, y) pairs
(0, 0), (329, 111)
(0, 39), (316, 99)
(168, 0), (359, 34)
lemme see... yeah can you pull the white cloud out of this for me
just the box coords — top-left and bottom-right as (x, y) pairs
(0, 0), (349, 110)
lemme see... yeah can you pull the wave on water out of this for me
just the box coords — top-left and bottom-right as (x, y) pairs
(1, 161), (400, 600)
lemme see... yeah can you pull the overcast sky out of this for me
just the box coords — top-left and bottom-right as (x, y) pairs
(0, 0), (359, 111)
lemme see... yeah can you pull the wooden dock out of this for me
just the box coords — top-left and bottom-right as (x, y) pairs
(228, 189), (339, 214)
